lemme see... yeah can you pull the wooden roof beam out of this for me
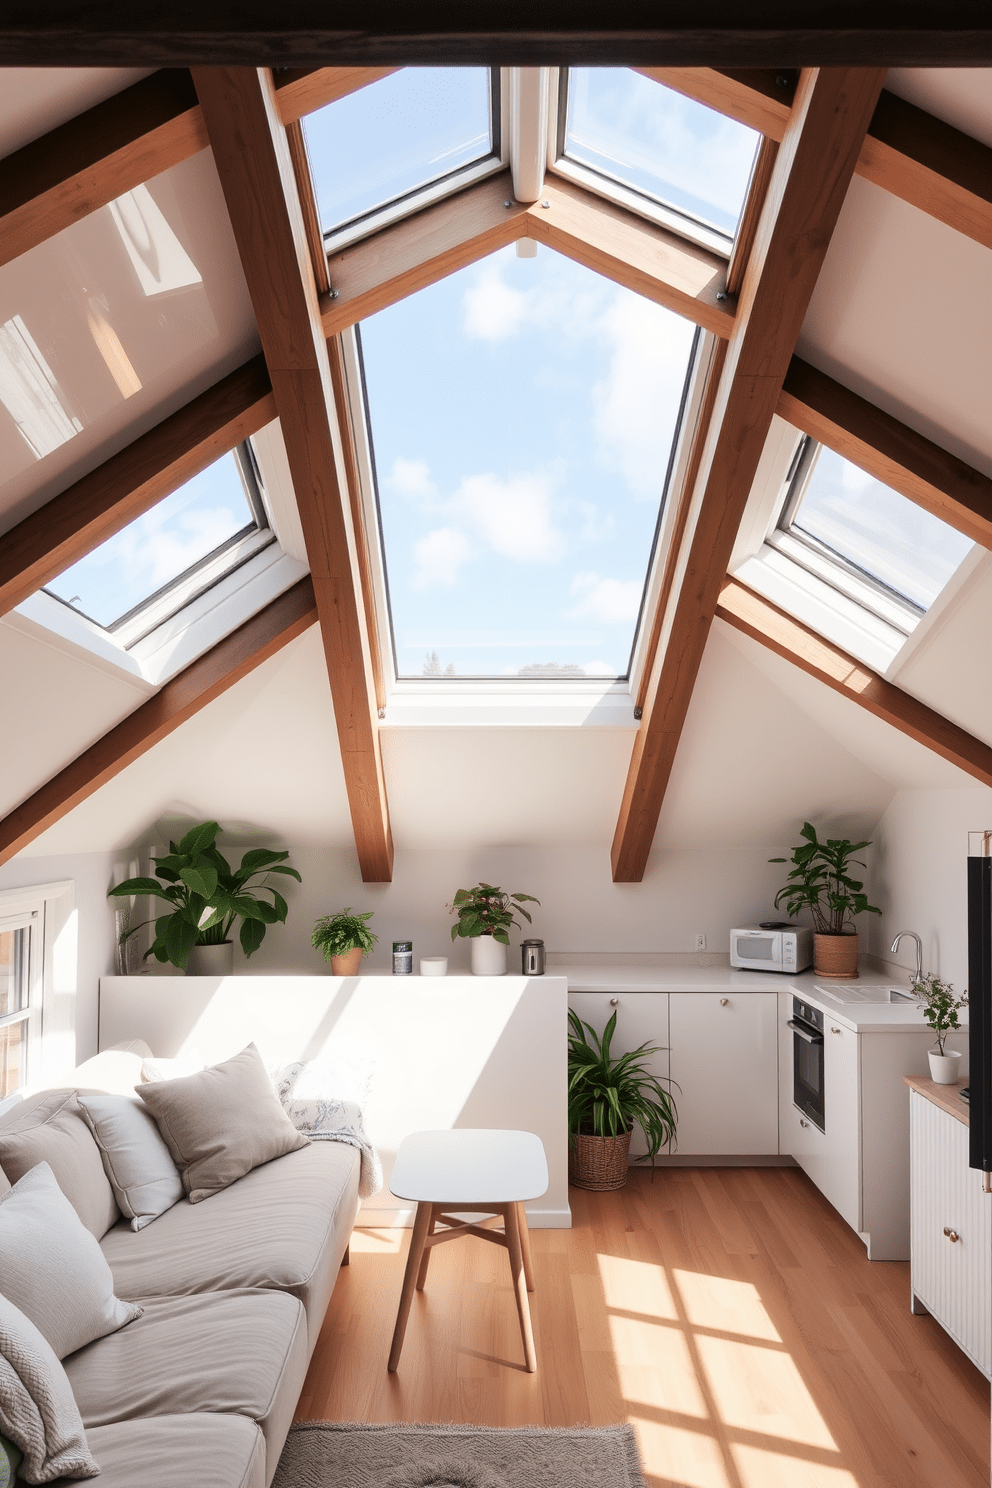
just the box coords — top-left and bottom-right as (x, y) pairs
(716, 577), (992, 788)
(611, 66), (887, 884)
(0, 578), (317, 867)
(0, 356), (275, 620)
(778, 357), (992, 550)
(193, 65), (392, 882)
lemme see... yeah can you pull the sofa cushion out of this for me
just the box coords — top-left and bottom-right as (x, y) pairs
(84, 1414), (265, 1488)
(136, 1044), (307, 1203)
(102, 1140), (360, 1351)
(76, 1094), (183, 1231)
(63, 1046), (150, 1098)
(0, 1294), (99, 1483)
(0, 1090), (119, 1239)
(0, 1163), (141, 1361)
(64, 1289), (307, 1472)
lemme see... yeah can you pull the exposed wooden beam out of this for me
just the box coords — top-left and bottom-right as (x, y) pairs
(0, 356), (275, 620)
(716, 577), (992, 788)
(778, 357), (992, 550)
(636, 68), (794, 140)
(612, 67), (887, 884)
(0, 578), (317, 867)
(321, 171), (735, 341)
(274, 66), (399, 125)
(193, 65), (393, 882)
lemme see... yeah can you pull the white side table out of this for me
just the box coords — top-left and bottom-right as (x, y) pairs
(387, 1128), (549, 1373)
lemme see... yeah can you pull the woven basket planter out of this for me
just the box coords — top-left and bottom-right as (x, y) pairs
(568, 1129), (632, 1191)
(814, 932), (859, 979)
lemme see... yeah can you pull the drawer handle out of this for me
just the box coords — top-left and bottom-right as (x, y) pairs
(831, 1026), (842, 1034)
(943, 1227), (960, 1243)
(609, 997), (619, 1006)
(799, 1118), (809, 1129)
(720, 998), (729, 1006)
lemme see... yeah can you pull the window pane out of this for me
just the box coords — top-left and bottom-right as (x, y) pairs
(303, 69), (494, 235)
(360, 245), (697, 679)
(564, 68), (760, 237)
(0, 1020), (27, 1098)
(45, 449), (257, 629)
(0, 925), (29, 1017)
(790, 446), (974, 611)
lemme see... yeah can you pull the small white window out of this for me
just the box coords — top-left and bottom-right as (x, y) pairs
(0, 909), (41, 1099)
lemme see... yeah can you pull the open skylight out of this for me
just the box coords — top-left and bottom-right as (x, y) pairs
(302, 69), (499, 242)
(559, 69), (761, 244)
(358, 244), (698, 681)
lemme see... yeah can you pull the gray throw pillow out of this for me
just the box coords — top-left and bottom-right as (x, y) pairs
(136, 1043), (307, 1203)
(0, 1163), (141, 1360)
(0, 1294), (99, 1483)
(76, 1094), (184, 1231)
(0, 1091), (119, 1239)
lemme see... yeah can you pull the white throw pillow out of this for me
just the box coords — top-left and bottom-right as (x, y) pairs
(76, 1094), (184, 1231)
(0, 1163), (142, 1360)
(139, 1052), (205, 1083)
(0, 1294), (99, 1483)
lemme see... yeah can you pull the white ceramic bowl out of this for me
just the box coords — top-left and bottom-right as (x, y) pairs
(420, 956), (448, 977)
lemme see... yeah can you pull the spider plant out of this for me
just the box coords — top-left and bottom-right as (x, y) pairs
(567, 1008), (678, 1161)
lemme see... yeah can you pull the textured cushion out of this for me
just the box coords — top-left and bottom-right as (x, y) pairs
(67, 1048), (148, 1097)
(102, 1139), (360, 1352)
(76, 1094), (183, 1231)
(0, 1294), (99, 1483)
(85, 1414), (265, 1488)
(140, 1051), (205, 1083)
(0, 1163), (141, 1360)
(136, 1044), (307, 1203)
(65, 1289), (308, 1469)
(0, 1090), (119, 1239)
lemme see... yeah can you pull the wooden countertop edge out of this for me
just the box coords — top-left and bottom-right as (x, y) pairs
(904, 1073), (970, 1127)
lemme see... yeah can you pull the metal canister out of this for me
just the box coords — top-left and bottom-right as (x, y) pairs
(392, 941), (413, 975)
(521, 939), (545, 975)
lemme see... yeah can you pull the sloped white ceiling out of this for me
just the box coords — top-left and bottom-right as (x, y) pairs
(0, 68), (154, 158)
(891, 551), (992, 742)
(885, 68), (992, 148)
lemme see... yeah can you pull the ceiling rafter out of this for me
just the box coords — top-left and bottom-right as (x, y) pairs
(716, 577), (992, 787)
(778, 357), (992, 550)
(192, 64), (393, 882)
(0, 355), (275, 620)
(0, 577), (318, 868)
(611, 66), (887, 884)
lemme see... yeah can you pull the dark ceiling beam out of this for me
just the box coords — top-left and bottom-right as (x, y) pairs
(778, 357), (992, 550)
(193, 65), (393, 882)
(716, 577), (992, 788)
(0, 356), (276, 620)
(611, 66), (887, 884)
(0, 578), (318, 868)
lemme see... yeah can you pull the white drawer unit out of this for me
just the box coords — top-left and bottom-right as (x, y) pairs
(910, 1091), (992, 1380)
(669, 992), (778, 1155)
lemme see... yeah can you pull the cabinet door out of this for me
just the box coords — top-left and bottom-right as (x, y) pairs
(568, 993), (670, 1158)
(821, 1019), (861, 1233)
(669, 992), (778, 1155)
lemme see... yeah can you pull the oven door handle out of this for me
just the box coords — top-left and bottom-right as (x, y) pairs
(788, 1019), (823, 1044)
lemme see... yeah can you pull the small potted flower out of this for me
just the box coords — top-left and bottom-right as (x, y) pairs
(448, 882), (540, 976)
(311, 909), (377, 976)
(915, 972), (968, 1084)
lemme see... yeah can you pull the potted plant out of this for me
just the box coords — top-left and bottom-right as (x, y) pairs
(567, 1009), (678, 1191)
(914, 972), (968, 1084)
(448, 882), (540, 976)
(311, 909), (378, 975)
(108, 820), (301, 974)
(770, 822), (881, 979)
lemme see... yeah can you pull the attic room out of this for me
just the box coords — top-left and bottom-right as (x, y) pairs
(0, 11), (991, 1488)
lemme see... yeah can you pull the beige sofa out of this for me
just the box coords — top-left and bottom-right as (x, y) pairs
(0, 1045), (361, 1488)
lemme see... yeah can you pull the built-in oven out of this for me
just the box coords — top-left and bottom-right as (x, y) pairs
(788, 997), (825, 1132)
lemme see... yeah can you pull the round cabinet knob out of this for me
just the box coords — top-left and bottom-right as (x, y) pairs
(831, 1026), (842, 1034)
(720, 998), (729, 1007)
(609, 997), (619, 1006)
(799, 1118), (809, 1129)
(943, 1226), (960, 1243)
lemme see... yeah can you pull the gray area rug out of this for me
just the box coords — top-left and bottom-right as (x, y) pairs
(273, 1420), (647, 1488)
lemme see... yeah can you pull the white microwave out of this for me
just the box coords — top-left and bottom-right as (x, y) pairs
(730, 924), (813, 973)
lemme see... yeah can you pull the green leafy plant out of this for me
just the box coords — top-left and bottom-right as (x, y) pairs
(915, 972), (968, 1055)
(568, 1009), (678, 1162)
(311, 909), (377, 961)
(448, 883), (539, 945)
(107, 820), (301, 970)
(769, 821), (881, 935)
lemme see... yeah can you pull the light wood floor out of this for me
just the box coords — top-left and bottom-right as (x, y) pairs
(297, 1167), (990, 1488)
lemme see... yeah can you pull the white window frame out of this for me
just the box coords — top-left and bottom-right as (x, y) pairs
(0, 880), (75, 1108)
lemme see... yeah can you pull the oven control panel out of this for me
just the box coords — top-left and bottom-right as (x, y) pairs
(792, 997), (823, 1031)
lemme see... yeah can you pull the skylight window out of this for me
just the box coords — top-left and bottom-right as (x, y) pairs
(44, 443), (272, 637)
(777, 438), (974, 615)
(303, 69), (498, 241)
(358, 244), (697, 681)
(559, 69), (761, 243)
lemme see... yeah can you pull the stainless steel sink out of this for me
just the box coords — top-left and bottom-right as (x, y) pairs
(815, 984), (918, 1005)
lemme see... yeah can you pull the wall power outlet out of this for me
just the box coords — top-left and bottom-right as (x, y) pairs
(694, 934), (706, 951)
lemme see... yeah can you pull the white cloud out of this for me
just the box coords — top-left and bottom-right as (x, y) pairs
(387, 457), (437, 504)
(453, 472), (566, 563)
(462, 261), (530, 341)
(566, 570), (642, 623)
(411, 527), (476, 589)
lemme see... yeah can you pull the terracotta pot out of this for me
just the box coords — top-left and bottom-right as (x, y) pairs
(186, 942), (234, 976)
(330, 947), (364, 976)
(814, 932), (859, 979)
(471, 934), (507, 976)
(569, 1129), (632, 1191)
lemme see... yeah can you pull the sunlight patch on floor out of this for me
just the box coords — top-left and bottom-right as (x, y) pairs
(352, 1227), (405, 1254)
(732, 1443), (861, 1488)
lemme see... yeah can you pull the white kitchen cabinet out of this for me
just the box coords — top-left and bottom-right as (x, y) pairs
(668, 992), (778, 1154)
(910, 1090), (992, 1379)
(782, 1014), (860, 1234)
(568, 992), (669, 1158)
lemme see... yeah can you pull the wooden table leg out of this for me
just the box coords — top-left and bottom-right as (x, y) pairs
(515, 1201), (535, 1292)
(388, 1201), (433, 1372)
(503, 1203), (537, 1372)
(416, 1208), (437, 1290)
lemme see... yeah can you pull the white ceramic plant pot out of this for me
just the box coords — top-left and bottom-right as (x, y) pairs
(420, 957), (448, 976)
(471, 935), (507, 976)
(186, 942), (234, 976)
(928, 1048), (963, 1084)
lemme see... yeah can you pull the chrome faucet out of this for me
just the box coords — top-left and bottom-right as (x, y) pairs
(891, 930), (923, 988)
